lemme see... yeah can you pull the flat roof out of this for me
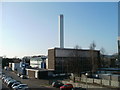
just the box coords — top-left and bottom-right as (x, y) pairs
(98, 68), (120, 71)
(26, 68), (54, 72)
(48, 47), (100, 52)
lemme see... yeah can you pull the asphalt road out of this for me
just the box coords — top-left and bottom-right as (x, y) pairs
(2, 83), (11, 90)
(3, 70), (59, 90)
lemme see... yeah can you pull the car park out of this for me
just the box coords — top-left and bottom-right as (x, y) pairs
(52, 81), (64, 88)
(6, 79), (15, 85)
(4, 77), (12, 84)
(60, 84), (73, 90)
(7, 79), (17, 87)
(5, 78), (13, 84)
(2, 74), (5, 77)
(17, 73), (21, 77)
(11, 82), (21, 89)
(20, 75), (28, 79)
(2, 72), (30, 90)
(13, 84), (29, 90)
(2, 75), (7, 81)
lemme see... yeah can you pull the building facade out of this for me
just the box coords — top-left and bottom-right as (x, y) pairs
(48, 48), (100, 74)
(26, 68), (54, 79)
(30, 56), (46, 69)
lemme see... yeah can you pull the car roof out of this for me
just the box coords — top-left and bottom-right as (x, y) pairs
(13, 82), (21, 84)
(64, 84), (72, 85)
(18, 84), (27, 86)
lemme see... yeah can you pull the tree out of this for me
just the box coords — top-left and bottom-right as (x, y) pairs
(66, 45), (82, 76)
(74, 45), (81, 49)
(100, 47), (106, 68)
(100, 47), (106, 55)
(89, 41), (96, 50)
(89, 41), (96, 74)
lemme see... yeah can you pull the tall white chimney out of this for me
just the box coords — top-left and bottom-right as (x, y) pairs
(59, 14), (64, 48)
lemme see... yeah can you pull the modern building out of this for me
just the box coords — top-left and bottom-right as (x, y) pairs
(48, 48), (100, 74)
(30, 56), (46, 69)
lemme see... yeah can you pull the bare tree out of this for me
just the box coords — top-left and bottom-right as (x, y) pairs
(89, 41), (96, 74)
(100, 47), (106, 55)
(66, 45), (82, 76)
(74, 45), (81, 76)
(100, 47), (106, 67)
(74, 45), (81, 49)
(89, 41), (96, 50)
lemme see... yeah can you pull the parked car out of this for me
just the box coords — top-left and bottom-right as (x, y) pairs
(13, 84), (29, 90)
(92, 74), (99, 79)
(20, 75), (28, 79)
(2, 73), (5, 77)
(4, 77), (12, 84)
(4, 66), (11, 71)
(52, 81), (64, 88)
(4, 66), (9, 70)
(60, 84), (73, 90)
(2, 75), (7, 81)
(7, 79), (17, 87)
(17, 73), (21, 77)
(11, 82), (21, 89)
(84, 71), (99, 79)
(6, 79), (15, 85)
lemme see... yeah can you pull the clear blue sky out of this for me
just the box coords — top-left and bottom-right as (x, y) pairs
(1, 2), (118, 58)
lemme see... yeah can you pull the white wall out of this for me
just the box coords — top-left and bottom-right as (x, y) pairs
(30, 60), (42, 68)
(12, 63), (20, 71)
(46, 59), (48, 69)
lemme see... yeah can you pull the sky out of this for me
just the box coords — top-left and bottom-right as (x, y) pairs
(1, 2), (118, 58)
(1, 0), (120, 2)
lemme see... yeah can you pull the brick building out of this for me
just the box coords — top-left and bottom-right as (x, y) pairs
(48, 48), (100, 74)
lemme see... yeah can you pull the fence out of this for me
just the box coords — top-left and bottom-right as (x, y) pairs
(70, 75), (120, 88)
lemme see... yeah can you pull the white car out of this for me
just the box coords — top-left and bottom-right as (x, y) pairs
(13, 84), (29, 90)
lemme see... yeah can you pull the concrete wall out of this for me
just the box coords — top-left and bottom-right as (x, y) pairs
(94, 79), (101, 84)
(111, 81), (120, 87)
(102, 79), (110, 86)
(75, 76), (120, 88)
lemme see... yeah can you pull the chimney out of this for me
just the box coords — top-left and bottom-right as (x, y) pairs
(59, 14), (64, 48)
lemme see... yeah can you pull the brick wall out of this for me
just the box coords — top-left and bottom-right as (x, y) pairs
(48, 49), (55, 70)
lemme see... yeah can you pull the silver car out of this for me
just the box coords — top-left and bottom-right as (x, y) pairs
(11, 82), (21, 89)
(13, 84), (29, 90)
